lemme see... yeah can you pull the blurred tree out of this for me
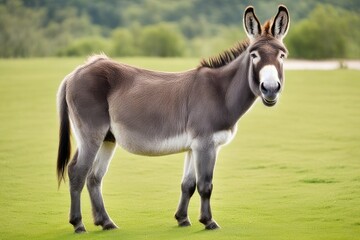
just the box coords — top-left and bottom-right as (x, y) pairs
(111, 28), (138, 56)
(43, 7), (101, 55)
(0, 0), (46, 57)
(139, 24), (185, 57)
(57, 37), (109, 56)
(0, 0), (101, 57)
(286, 4), (359, 59)
(179, 17), (198, 39)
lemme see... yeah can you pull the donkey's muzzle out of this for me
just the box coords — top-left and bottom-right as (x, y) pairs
(260, 81), (281, 107)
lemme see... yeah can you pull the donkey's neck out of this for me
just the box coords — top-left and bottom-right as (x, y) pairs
(219, 53), (257, 125)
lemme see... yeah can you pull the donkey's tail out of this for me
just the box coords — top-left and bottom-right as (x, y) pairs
(56, 78), (71, 188)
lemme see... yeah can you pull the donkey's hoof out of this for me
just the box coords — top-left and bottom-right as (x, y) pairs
(74, 226), (87, 233)
(103, 222), (119, 231)
(205, 221), (220, 230)
(175, 214), (192, 227)
(178, 219), (192, 227)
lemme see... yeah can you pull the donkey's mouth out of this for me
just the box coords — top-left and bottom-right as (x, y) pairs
(262, 97), (277, 107)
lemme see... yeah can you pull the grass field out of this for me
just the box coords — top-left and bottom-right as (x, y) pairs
(0, 58), (359, 240)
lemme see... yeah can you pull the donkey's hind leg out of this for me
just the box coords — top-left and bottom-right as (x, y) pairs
(87, 134), (118, 230)
(175, 151), (196, 227)
(68, 128), (107, 233)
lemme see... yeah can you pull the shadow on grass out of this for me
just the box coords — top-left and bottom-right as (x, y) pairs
(300, 178), (338, 184)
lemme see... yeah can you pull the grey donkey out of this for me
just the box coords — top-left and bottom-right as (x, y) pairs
(57, 5), (290, 233)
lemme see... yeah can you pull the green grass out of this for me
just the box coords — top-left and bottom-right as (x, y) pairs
(0, 58), (359, 240)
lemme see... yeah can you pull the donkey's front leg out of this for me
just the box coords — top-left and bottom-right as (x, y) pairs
(193, 141), (220, 230)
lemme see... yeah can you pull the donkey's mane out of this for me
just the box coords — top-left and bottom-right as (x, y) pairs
(199, 39), (250, 69)
(199, 20), (273, 69)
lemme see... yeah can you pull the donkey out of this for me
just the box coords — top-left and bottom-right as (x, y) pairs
(57, 5), (290, 233)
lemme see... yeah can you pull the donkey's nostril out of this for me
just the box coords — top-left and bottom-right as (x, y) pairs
(276, 82), (281, 92)
(260, 82), (268, 94)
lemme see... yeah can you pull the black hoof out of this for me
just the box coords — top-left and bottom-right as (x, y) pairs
(178, 219), (192, 227)
(175, 214), (192, 227)
(205, 221), (220, 230)
(103, 222), (119, 231)
(74, 226), (87, 233)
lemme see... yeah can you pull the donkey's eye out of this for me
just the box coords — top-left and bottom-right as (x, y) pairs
(250, 53), (258, 58)
(279, 53), (286, 59)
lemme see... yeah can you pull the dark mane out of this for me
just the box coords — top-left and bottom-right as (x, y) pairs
(199, 39), (250, 69)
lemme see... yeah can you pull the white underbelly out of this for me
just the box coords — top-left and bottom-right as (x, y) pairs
(111, 125), (237, 156)
(114, 129), (192, 156)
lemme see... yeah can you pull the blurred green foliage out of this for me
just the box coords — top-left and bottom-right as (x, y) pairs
(140, 24), (185, 57)
(285, 4), (360, 59)
(57, 37), (110, 57)
(0, 0), (359, 59)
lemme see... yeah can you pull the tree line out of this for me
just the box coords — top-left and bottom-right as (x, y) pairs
(0, 0), (359, 59)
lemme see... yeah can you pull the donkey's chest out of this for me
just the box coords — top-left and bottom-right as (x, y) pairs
(212, 128), (237, 146)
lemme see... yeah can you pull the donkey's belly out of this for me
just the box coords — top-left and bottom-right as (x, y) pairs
(111, 124), (236, 156)
(112, 128), (193, 156)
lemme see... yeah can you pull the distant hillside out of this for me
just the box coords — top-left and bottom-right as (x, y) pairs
(19, 0), (360, 29)
(0, 0), (359, 58)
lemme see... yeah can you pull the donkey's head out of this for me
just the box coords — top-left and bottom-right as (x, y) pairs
(244, 5), (290, 107)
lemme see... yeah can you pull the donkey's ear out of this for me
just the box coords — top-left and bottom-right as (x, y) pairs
(243, 6), (262, 41)
(271, 5), (290, 41)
